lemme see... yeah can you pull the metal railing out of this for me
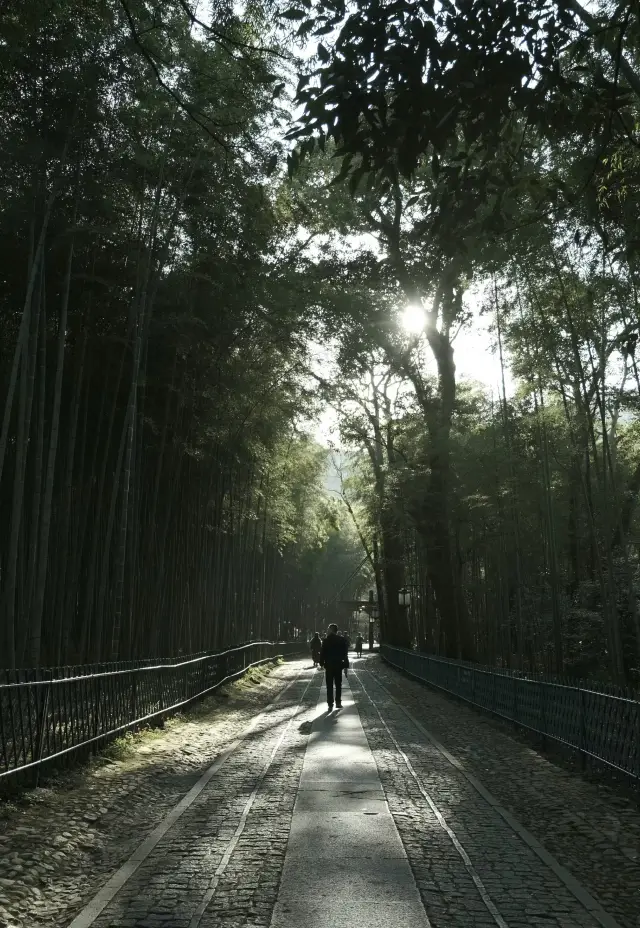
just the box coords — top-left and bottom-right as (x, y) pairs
(1, 640), (302, 781)
(381, 645), (640, 781)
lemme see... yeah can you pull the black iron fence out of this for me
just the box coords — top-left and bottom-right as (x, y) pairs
(381, 645), (640, 782)
(1, 652), (214, 685)
(1, 640), (302, 781)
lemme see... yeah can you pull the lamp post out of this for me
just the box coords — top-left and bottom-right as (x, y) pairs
(364, 589), (379, 650)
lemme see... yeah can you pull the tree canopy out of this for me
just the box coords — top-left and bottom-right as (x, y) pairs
(2, 0), (640, 686)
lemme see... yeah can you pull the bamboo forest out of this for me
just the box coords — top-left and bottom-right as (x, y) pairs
(2, 0), (640, 688)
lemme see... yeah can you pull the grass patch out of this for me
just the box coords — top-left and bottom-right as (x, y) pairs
(101, 726), (166, 763)
(235, 665), (273, 688)
(95, 659), (280, 760)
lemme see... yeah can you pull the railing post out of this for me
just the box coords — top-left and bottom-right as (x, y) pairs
(93, 676), (101, 740)
(34, 674), (52, 769)
(158, 666), (165, 713)
(513, 674), (518, 722)
(579, 688), (586, 771)
(636, 698), (640, 781)
(636, 697), (640, 781)
(130, 671), (137, 721)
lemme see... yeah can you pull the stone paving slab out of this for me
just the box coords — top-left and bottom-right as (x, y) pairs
(271, 899), (432, 928)
(270, 679), (430, 928)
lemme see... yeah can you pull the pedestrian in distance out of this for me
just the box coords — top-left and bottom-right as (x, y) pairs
(355, 634), (363, 658)
(310, 631), (322, 668)
(320, 623), (349, 711)
(341, 630), (351, 650)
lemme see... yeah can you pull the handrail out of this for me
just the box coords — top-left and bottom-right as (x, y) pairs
(0, 641), (288, 690)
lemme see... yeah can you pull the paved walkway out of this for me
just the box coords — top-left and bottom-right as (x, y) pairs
(1, 656), (638, 928)
(272, 678), (429, 928)
(356, 659), (639, 928)
(349, 665), (625, 928)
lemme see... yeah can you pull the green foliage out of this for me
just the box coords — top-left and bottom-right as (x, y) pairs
(4, 0), (640, 682)
(0, 0), (365, 665)
(278, 0), (640, 677)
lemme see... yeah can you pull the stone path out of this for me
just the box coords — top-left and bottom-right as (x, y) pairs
(0, 662), (304, 928)
(0, 655), (637, 928)
(356, 658), (640, 928)
(349, 663), (628, 928)
(271, 678), (430, 928)
(78, 668), (317, 928)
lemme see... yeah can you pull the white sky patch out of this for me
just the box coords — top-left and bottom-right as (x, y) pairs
(453, 292), (515, 398)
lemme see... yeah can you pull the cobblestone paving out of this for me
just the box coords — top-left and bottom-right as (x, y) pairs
(0, 660), (318, 928)
(89, 670), (319, 928)
(2, 655), (636, 928)
(350, 658), (639, 928)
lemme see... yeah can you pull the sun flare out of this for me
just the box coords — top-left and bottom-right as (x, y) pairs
(401, 304), (427, 334)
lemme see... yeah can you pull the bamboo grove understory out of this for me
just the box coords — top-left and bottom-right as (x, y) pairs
(0, 0), (368, 669)
(2, 1), (640, 686)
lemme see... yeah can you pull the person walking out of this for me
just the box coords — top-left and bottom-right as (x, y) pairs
(310, 632), (322, 667)
(355, 634), (363, 658)
(320, 623), (349, 711)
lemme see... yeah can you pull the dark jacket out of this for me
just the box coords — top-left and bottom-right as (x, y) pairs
(320, 632), (349, 670)
(310, 635), (322, 656)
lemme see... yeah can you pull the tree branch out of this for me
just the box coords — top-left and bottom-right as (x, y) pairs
(118, 0), (232, 151)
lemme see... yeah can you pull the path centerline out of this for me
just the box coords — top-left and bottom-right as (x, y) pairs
(270, 673), (432, 928)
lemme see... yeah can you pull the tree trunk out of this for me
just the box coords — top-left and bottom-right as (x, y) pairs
(28, 243), (73, 667)
(379, 503), (410, 647)
(418, 334), (474, 660)
(3, 278), (40, 668)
